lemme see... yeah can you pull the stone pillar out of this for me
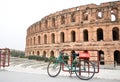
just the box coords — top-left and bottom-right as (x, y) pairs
(65, 29), (68, 42)
(79, 28), (83, 42)
(103, 7), (109, 20)
(76, 11), (80, 24)
(89, 26), (93, 41)
(76, 28), (80, 42)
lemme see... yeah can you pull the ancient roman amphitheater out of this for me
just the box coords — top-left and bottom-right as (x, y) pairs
(25, 1), (120, 67)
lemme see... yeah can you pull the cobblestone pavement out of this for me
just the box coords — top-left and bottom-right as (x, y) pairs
(1, 57), (120, 80)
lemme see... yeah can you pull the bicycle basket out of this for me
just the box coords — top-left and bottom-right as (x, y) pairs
(79, 51), (90, 59)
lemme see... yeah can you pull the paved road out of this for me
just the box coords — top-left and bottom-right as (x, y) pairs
(0, 57), (120, 81)
(0, 70), (120, 82)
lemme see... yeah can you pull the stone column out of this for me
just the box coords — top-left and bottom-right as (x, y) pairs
(76, 28), (80, 42)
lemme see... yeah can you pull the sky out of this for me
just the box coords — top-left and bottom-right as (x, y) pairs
(0, 0), (118, 51)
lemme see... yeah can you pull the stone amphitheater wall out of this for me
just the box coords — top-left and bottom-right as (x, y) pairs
(25, 1), (120, 67)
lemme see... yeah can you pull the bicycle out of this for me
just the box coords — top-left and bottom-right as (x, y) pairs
(47, 50), (96, 80)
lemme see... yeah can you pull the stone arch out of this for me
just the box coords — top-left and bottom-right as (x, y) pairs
(33, 37), (36, 45)
(96, 9), (103, 19)
(50, 50), (54, 57)
(114, 50), (120, 66)
(71, 13), (76, 22)
(30, 38), (32, 45)
(97, 28), (104, 41)
(71, 30), (76, 42)
(32, 51), (34, 55)
(44, 34), (47, 44)
(45, 19), (48, 28)
(60, 32), (65, 43)
(83, 29), (88, 41)
(112, 27), (119, 41)
(43, 51), (46, 57)
(61, 15), (65, 24)
(52, 18), (55, 27)
(98, 50), (104, 65)
(38, 36), (41, 44)
(110, 8), (118, 21)
(37, 51), (40, 56)
(83, 10), (89, 20)
(51, 33), (55, 43)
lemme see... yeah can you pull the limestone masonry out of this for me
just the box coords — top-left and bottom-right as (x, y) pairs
(25, 1), (120, 67)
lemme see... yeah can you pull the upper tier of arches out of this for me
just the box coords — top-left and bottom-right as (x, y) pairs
(27, 1), (120, 35)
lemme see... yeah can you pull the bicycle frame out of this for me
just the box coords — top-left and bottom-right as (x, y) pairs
(55, 53), (78, 72)
(47, 50), (98, 80)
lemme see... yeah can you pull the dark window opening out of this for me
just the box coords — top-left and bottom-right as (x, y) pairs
(52, 18), (55, 27)
(38, 36), (40, 44)
(112, 27), (119, 41)
(83, 30), (88, 41)
(71, 31), (76, 42)
(61, 16), (65, 24)
(33, 37), (36, 45)
(98, 50), (104, 65)
(45, 20), (48, 28)
(71, 13), (76, 22)
(51, 33), (55, 43)
(50, 51), (54, 57)
(114, 50), (120, 66)
(60, 32), (65, 43)
(44, 35), (47, 44)
(83, 12), (88, 20)
(37, 51), (40, 56)
(97, 28), (103, 41)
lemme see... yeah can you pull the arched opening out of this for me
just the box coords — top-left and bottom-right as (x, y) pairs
(83, 12), (88, 20)
(45, 19), (48, 28)
(37, 51), (40, 56)
(112, 27), (119, 41)
(32, 51), (34, 55)
(61, 15), (65, 24)
(71, 13), (76, 22)
(97, 10), (103, 19)
(114, 50), (120, 66)
(43, 51), (46, 57)
(83, 29), (88, 41)
(111, 14), (116, 21)
(44, 34), (47, 44)
(33, 37), (36, 45)
(97, 28), (104, 41)
(71, 31), (76, 42)
(50, 51), (54, 57)
(38, 36), (40, 44)
(111, 8), (117, 21)
(98, 50), (104, 65)
(30, 38), (32, 45)
(52, 18), (55, 27)
(60, 32), (65, 43)
(51, 33), (55, 43)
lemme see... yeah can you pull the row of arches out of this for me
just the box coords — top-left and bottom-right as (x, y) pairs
(29, 50), (120, 65)
(99, 50), (120, 65)
(27, 27), (119, 46)
(27, 6), (119, 34)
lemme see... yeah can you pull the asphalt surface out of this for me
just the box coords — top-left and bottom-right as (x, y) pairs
(0, 57), (120, 81)
(0, 70), (120, 82)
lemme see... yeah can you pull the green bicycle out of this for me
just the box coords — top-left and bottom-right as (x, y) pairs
(47, 51), (95, 80)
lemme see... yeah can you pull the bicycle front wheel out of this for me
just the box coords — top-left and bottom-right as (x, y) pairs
(75, 59), (95, 80)
(47, 59), (61, 77)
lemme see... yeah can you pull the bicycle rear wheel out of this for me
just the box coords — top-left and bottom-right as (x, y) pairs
(75, 59), (95, 80)
(47, 59), (61, 77)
